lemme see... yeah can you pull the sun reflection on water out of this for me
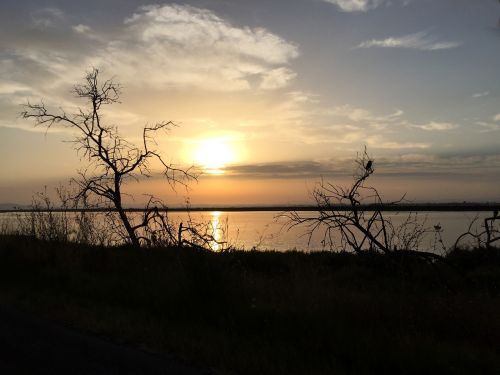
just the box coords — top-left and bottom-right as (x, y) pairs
(210, 211), (222, 251)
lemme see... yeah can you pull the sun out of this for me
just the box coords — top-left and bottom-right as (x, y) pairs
(193, 138), (235, 174)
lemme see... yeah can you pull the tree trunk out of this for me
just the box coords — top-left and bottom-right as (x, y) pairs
(113, 182), (140, 247)
(116, 205), (140, 247)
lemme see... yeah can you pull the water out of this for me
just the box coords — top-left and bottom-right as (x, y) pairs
(2, 210), (496, 252)
(178, 211), (494, 252)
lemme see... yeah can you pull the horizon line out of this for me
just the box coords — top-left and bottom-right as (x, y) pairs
(1, 202), (500, 214)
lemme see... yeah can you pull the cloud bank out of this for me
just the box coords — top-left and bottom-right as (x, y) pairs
(223, 152), (500, 179)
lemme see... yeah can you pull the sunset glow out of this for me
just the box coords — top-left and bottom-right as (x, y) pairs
(0, 1), (499, 206)
(193, 138), (236, 175)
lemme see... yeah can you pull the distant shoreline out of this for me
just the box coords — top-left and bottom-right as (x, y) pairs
(1, 203), (499, 213)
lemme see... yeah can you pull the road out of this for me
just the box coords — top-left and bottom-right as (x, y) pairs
(0, 304), (215, 375)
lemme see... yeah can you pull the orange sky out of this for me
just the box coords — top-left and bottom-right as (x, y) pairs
(1, 1), (500, 206)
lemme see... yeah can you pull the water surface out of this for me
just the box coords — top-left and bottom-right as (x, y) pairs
(1, 210), (495, 252)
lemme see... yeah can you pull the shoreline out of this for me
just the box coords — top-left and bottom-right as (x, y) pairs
(2, 202), (500, 213)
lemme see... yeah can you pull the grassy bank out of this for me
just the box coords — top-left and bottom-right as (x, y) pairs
(0, 234), (499, 374)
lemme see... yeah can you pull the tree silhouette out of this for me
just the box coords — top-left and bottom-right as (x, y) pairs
(284, 147), (445, 262)
(21, 68), (193, 247)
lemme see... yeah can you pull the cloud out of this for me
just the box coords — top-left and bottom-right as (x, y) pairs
(375, 152), (500, 175)
(125, 5), (298, 65)
(72, 24), (102, 42)
(476, 122), (500, 133)
(220, 150), (500, 179)
(356, 31), (461, 51)
(417, 122), (459, 131)
(31, 7), (65, 28)
(322, 0), (412, 12)
(107, 4), (299, 91)
(259, 68), (297, 90)
(366, 137), (430, 150)
(472, 91), (489, 98)
(494, 114), (500, 122)
(322, 0), (385, 12)
(0, 82), (33, 96)
(328, 105), (404, 123)
(73, 24), (91, 34)
(9, 4), (299, 93)
(283, 102), (435, 150)
(225, 161), (337, 178)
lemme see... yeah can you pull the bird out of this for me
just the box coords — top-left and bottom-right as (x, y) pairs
(365, 160), (373, 171)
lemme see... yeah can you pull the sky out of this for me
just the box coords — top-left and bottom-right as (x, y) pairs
(1, 0), (499, 206)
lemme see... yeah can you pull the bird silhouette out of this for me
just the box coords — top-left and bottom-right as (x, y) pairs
(365, 160), (373, 171)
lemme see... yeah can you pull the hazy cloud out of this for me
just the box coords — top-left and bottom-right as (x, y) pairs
(322, 0), (413, 13)
(417, 122), (459, 131)
(72, 24), (102, 42)
(73, 24), (91, 34)
(366, 137), (430, 150)
(494, 114), (500, 122)
(328, 105), (404, 123)
(0, 82), (33, 96)
(477, 121), (500, 133)
(472, 91), (489, 98)
(322, 0), (386, 12)
(356, 31), (461, 51)
(31, 7), (65, 28)
(285, 102), (434, 150)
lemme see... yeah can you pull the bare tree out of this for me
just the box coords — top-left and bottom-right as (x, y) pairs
(453, 212), (500, 250)
(284, 147), (443, 260)
(21, 68), (193, 247)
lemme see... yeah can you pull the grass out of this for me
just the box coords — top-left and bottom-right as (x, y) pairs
(0, 234), (499, 374)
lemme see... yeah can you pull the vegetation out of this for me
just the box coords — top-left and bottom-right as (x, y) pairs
(5, 185), (232, 251)
(0, 234), (499, 375)
(285, 147), (500, 255)
(21, 68), (196, 248)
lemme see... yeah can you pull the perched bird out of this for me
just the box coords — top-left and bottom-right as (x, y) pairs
(365, 160), (373, 171)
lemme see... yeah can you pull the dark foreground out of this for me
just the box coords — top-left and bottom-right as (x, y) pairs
(0, 304), (212, 375)
(0, 235), (499, 375)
